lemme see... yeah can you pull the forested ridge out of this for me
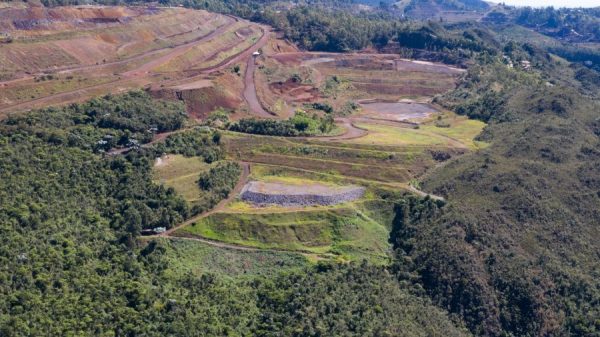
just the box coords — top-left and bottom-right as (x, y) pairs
(416, 43), (600, 336)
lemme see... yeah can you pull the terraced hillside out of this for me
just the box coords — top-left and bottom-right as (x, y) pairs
(0, 1), (489, 263)
(0, 4), (267, 116)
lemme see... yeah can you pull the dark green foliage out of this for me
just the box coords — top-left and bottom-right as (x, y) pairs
(403, 0), (489, 12)
(0, 133), (189, 335)
(273, 6), (493, 54)
(230, 117), (300, 136)
(153, 128), (224, 163)
(573, 64), (600, 92)
(3, 90), (186, 152)
(494, 7), (600, 71)
(397, 24), (489, 54)
(198, 161), (241, 199)
(389, 196), (445, 252)
(252, 262), (471, 337)
(515, 7), (600, 43)
(438, 61), (540, 123)
(229, 112), (334, 136)
(415, 51), (600, 336)
(311, 102), (334, 113)
(277, 7), (382, 51)
(455, 90), (506, 122)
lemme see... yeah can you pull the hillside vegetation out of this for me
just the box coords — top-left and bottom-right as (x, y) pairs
(398, 47), (600, 336)
(1, 1), (600, 337)
(0, 91), (469, 336)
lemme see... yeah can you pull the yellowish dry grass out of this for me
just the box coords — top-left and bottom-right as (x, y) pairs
(350, 122), (451, 147)
(420, 115), (488, 150)
(153, 155), (211, 202)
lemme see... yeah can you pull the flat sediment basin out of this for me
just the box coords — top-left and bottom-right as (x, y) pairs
(241, 181), (365, 206)
(359, 101), (439, 121)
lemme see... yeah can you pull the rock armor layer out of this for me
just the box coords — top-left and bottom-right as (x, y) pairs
(241, 181), (365, 206)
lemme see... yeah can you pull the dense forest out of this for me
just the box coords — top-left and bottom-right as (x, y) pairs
(515, 7), (600, 43)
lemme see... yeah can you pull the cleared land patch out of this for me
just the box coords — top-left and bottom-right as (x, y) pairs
(259, 52), (464, 116)
(159, 238), (309, 278)
(350, 122), (456, 147)
(419, 116), (488, 150)
(0, 5), (262, 116)
(153, 155), (211, 203)
(359, 101), (439, 122)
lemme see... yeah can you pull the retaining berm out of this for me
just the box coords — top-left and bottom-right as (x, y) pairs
(241, 181), (365, 206)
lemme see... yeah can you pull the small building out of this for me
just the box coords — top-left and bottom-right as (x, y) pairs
(153, 227), (167, 234)
(140, 227), (167, 236)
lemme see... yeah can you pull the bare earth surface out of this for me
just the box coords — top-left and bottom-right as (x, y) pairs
(359, 101), (439, 121)
(0, 9), (267, 115)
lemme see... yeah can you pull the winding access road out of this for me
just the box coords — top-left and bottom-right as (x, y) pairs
(243, 54), (274, 118)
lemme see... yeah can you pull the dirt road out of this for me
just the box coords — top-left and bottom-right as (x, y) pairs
(309, 118), (368, 141)
(163, 234), (268, 252)
(243, 55), (273, 118)
(240, 28), (275, 118)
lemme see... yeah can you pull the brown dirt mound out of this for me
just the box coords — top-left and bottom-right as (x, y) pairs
(269, 78), (320, 102)
(149, 84), (241, 119)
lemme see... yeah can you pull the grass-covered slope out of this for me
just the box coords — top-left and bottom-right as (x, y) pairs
(180, 205), (391, 261)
